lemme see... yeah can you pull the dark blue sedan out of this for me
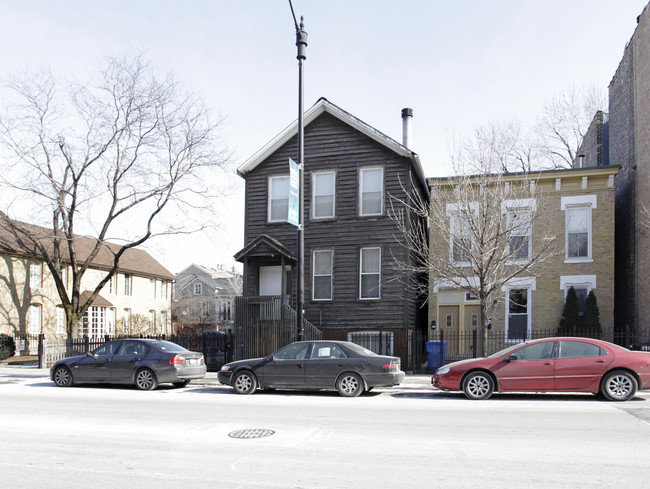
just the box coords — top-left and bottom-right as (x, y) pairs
(50, 339), (206, 390)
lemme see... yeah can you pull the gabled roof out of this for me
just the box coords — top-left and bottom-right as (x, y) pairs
(236, 97), (426, 188)
(0, 219), (175, 281)
(234, 234), (296, 263)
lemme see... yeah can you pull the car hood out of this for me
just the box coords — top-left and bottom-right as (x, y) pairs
(439, 357), (493, 371)
(55, 353), (89, 366)
(224, 357), (268, 369)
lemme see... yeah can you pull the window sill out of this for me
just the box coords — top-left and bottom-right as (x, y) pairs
(564, 258), (594, 264)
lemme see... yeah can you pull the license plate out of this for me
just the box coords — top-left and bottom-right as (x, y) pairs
(188, 358), (198, 366)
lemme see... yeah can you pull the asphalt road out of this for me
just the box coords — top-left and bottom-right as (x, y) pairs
(1, 368), (649, 489)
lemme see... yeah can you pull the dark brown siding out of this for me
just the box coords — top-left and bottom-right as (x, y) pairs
(241, 112), (427, 340)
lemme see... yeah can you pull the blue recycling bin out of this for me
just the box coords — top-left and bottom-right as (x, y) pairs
(426, 340), (447, 371)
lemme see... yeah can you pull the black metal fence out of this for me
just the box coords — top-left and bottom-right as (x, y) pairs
(423, 326), (650, 372)
(233, 296), (322, 360)
(37, 332), (234, 370)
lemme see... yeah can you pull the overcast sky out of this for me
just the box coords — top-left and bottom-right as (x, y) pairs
(0, 0), (647, 274)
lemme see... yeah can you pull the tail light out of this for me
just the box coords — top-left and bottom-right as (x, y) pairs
(170, 355), (185, 365)
(383, 360), (400, 372)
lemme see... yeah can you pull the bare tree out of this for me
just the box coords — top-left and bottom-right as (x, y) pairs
(391, 144), (561, 356)
(536, 84), (607, 168)
(0, 55), (231, 338)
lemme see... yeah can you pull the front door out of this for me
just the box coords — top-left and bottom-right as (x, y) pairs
(74, 341), (120, 381)
(259, 342), (310, 388)
(259, 266), (291, 304)
(439, 305), (459, 356)
(497, 340), (556, 391)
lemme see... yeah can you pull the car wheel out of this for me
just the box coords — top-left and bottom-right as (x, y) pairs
(173, 380), (191, 388)
(601, 370), (638, 401)
(53, 366), (73, 387)
(135, 368), (158, 391)
(232, 371), (257, 395)
(462, 371), (494, 400)
(336, 372), (364, 397)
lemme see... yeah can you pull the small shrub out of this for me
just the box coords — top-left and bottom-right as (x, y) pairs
(0, 334), (16, 361)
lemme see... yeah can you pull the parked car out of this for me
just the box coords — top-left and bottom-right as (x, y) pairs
(50, 339), (206, 390)
(432, 337), (650, 401)
(218, 340), (405, 397)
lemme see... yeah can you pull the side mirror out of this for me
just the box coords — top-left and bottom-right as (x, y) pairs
(504, 355), (518, 363)
(86, 352), (97, 359)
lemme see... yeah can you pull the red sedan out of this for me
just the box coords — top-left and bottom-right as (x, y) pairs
(432, 337), (650, 401)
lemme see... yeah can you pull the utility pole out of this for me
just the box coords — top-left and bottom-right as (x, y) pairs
(290, 1), (307, 341)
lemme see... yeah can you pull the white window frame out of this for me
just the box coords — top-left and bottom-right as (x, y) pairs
(159, 281), (167, 300)
(502, 277), (536, 342)
(312, 249), (333, 301)
(359, 247), (381, 300)
(82, 306), (108, 338)
(56, 306), (66, 335)
(447, 203), (477, 266)
(506, 207), (533, 264)
(149, 310), (156, 333)
(562, 195), (596, 263)
(123, 309), (132, 335)
(123, 274), (132, 296)
(560, 275), (597, 316)
(268, 175), (290, 223)
(29, 304), (42, 334)
(30, 261), (42, 289)
(312, 171), (336, 219)
(359, 167), (384, 216)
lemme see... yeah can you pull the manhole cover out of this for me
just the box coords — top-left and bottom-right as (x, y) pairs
(228, 428), (275, 439)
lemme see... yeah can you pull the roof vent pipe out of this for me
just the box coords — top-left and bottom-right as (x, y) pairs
(401, 108), (413, 148)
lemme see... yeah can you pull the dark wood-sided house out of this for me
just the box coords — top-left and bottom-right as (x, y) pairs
(234, 98), (428, 365)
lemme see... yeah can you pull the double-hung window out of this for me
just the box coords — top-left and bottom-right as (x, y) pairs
(29, 304), (42, 334)
(450, 213), (472, 264)
(507, 207), (532, 262)
(30, 261), (42, 289)
(313, 250), (333, 301)
(562, 195), (595, 262)
(123, 274), (132, 296)
(359, 167), (383, 216)
(312, 171), (335, 219)
(360, 247), (381, 299)
(268, 175), (289, 222)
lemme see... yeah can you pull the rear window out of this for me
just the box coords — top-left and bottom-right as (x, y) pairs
(344, 342), (378, 357)
(152, 340), (188, 353)
(559, 340), (606, 359)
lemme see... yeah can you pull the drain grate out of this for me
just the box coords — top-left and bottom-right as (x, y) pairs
(228, 428), (275, 439)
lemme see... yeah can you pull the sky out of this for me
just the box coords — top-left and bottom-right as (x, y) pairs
(0, 0), (647, 275)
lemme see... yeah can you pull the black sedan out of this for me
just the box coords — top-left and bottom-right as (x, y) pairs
(217, 340), (405, 397)
(50, 339), (206, 390)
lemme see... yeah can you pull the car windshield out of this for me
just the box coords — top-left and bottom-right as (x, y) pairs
(487, 342), (528, 358)
(152, 340), (188, 353)
(344, 342), (378, 357)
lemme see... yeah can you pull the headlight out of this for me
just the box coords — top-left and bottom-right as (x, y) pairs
(220, 365), (231, 371)
(435, 367), (451, 375)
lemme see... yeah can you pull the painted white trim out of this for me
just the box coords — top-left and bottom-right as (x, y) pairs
(560, 275), (597, 290)
(236, 98), (425, 189)
(561, 194), (597, 210)
(501, 276), (537, 292)
(312, 170), (337, 219)
(501, 198), (537, 213)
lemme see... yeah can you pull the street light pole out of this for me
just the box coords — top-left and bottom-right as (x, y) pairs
(291, 3), (307, 341)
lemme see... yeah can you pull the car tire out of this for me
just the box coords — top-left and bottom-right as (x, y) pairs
(173, 380), (191, 389)
(53, 366), (73, 387)
(135, 368), (158, 391)
(600, 370), (638, 401)
(232, 371), (257, 395)
(462, 371), (494, 400)
(336, 372), (364, 397)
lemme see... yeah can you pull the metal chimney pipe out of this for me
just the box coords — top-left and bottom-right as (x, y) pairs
(401, 108), (413, 148)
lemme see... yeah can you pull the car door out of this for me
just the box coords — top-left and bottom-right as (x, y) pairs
(258, 342), (310, 388)
(74, 341), (121, 382)
(304, 343), (348, 388)
(554, 340), (613, 390)
(497, 341), (556, 391)
(110, 340), (150, 382)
